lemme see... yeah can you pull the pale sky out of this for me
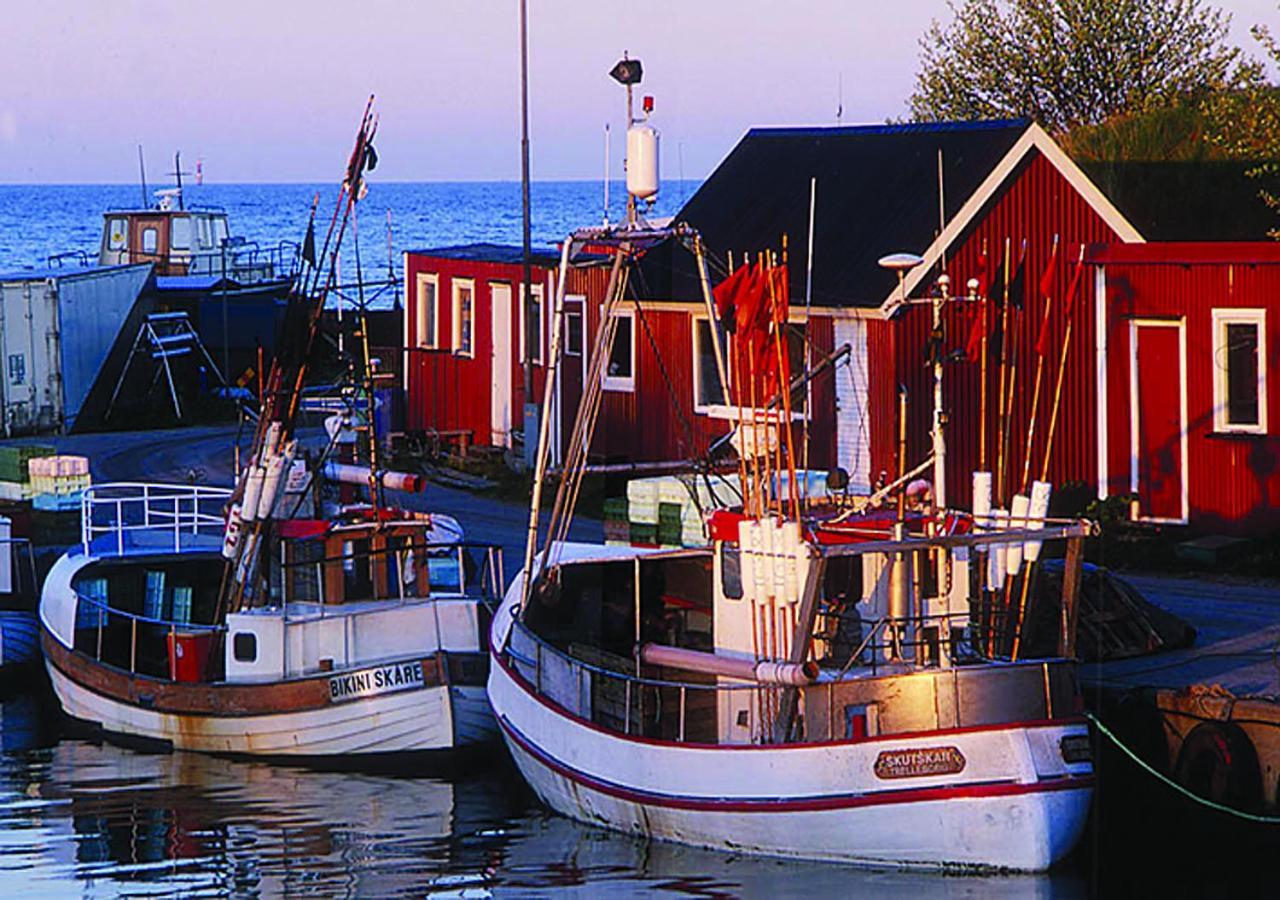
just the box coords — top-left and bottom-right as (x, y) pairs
(0, 0), (1276, 183)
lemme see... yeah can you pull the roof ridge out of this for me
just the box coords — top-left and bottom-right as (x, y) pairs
(745, 118), (1031, 139)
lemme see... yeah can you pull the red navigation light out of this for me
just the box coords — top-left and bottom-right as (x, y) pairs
(642, 95), (654, 113)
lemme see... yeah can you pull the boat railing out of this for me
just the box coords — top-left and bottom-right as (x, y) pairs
(116, 240), (300, 282)
(504, 604), (1067, 746)
(81, 482), (232, 558)
(72, 586), (225, 681)
(46, 250), (93, 268)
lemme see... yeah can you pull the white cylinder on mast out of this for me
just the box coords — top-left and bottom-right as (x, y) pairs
(626, 122), (659, 200)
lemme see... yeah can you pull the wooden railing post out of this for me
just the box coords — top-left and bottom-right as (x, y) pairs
(1059, 536), (1084, 658)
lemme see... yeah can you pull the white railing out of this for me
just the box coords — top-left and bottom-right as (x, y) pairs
(80, 482), (233, 557)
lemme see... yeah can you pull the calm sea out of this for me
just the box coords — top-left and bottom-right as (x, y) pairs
(0, 180), (704, 279)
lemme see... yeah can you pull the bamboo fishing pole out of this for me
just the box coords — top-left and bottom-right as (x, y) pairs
(1013, 246), (1086, 660)
(768, 246), (800, 519)
(993, 239), (1012, 500)
(1020, 235), (1059, 495)
(978, 239), (990, 472)
(1040, 247), (1087, 484)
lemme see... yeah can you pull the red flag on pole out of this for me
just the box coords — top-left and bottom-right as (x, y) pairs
(1037, 245), (1086, 355)
(1033, 236), (1060, 354)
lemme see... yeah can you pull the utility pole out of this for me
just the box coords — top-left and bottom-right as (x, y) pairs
(519, 0), (537, 470)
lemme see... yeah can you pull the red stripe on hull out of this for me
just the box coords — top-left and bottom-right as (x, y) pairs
(498, 713), (1094, 814)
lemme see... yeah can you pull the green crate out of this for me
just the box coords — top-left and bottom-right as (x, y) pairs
(629, 522), (658, 546)
(0, 445), (54, 484)
(603, 497), (629, 523)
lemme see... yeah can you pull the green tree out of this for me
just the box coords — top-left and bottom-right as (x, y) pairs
(910, 0), (1246, 132)
(1203, 18), (1280, 234)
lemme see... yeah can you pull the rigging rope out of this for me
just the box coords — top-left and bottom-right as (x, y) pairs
(1084, 710), (1280, 825)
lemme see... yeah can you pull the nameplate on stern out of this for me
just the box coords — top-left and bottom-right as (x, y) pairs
(873, 746), (966, 780)
(328, 662), (425, 702)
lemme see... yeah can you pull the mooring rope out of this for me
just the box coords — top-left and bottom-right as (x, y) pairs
(1084, 710), (1280, 825)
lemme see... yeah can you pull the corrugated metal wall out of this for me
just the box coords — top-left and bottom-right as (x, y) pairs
(1102, 259), (1280, 532)
(888, 151), (1129, 509)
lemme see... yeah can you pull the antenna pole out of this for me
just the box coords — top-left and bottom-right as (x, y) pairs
(603, 123), (610, 225)
(519, 0), (537, 469)
(137, 145), (148, 208)
(174, 151), (185, 210)
(624, 52), (636, 228)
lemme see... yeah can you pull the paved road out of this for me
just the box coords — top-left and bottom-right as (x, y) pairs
(3, 423), (601, 586)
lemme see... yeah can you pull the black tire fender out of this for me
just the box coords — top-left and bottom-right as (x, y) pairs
(1173, 722), (1263, 812)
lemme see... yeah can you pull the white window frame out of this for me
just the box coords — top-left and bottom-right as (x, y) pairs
(452, 278), (475, 359)
(519, 283), (544, 365)
(1211, 308), (1267, 434)
(690, 314), (730, 413)
(415, 272), (440, 349)
(602, 306), (636, 393)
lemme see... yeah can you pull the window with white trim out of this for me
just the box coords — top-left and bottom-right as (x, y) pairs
(453, 279), (475, 358)
(603, 307), (635, 392)
(692, 315), (729, 411)
(1212, 308), (1266, 434)
(520, 284), (544, 364)
(565, 310), (584, 357)
(415, 273), (440, 349)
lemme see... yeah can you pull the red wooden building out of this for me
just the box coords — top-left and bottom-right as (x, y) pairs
(1091, 243), (1280, 532)
(401, 244), (559, 451)
(402, 120), (1280, 533)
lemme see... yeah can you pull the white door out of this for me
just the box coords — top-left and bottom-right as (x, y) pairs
(834, 318), (871, 492)
(490, 283), (513, 448)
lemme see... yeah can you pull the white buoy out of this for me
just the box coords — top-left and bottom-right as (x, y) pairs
(626, 122), (659, 200)
(1007, 494), (1030, 575)
(1024, 481), (1053, 561)
(988, 508), (1008, 585)
(972, 471), (992, 524)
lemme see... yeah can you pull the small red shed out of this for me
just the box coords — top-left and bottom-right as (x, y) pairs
(402, 244), (559, 452)
(1091, 243), (1280, 532)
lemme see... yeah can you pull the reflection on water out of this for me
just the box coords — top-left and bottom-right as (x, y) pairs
(0, 690), (1088, 897)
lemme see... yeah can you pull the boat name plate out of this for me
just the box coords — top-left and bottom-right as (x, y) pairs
(328, 661), (425, 702)
(873, 746), (966, 780)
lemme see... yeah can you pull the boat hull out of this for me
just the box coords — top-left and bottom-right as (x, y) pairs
(496, 706), (1090, 871)
(44, 630), (497, 757)
(489, 592), (1093, 871)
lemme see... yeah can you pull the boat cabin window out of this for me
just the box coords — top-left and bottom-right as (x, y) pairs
(197, 216), (211, 248)
(720, 544), (743, 599)
(211, 216), (229, 247)
(107, 217), (128, 250)
(525, 554), (714, 662)
(7, 355), (24, 386)
(141, 227), (159, 254)
(233, 632), (257, 663)
(170, 215), (193, 250)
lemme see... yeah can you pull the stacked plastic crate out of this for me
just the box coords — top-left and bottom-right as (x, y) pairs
(0, 445), (55, 501)
(29, 455), (91, 511)
(616, 474), (742, 549)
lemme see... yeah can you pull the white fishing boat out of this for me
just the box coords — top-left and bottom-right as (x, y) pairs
(40, 100), (501, 761)
(488, 65), (1094, 871)
(38, 482), (500, 759)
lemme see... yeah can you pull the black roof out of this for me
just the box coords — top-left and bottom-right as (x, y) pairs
(1078, 160), (1278, 241)
(673, 119), (1029, 308)
(410, 243), (560, 267)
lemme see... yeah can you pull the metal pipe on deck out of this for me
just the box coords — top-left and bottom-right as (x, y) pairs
(639, 643), (818, 686)
(322, 462), (425, 493)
